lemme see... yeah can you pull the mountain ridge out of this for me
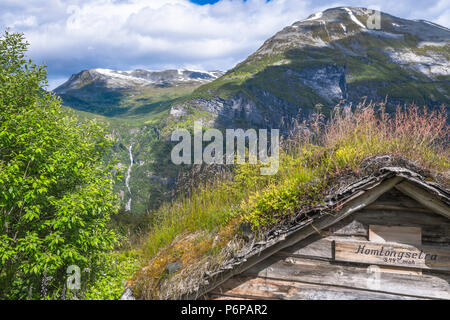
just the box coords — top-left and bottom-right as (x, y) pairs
(55, 68), (224, 93)
(168, 6), (449, 129)
(54, 68), (223, 117)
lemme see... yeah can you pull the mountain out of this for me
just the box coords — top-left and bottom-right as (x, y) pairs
(169, 7), (449, 129)
(56, 68), (223, 93)
(55, 68), (223, 117)
(55, 7), (449, 217)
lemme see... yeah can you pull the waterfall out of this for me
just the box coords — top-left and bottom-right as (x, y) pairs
(125, 145), (133, 212)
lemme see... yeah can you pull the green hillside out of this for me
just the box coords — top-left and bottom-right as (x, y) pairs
(61, 83), (204, 217)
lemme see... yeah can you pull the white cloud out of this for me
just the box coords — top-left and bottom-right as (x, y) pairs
(0, 0), (448, 87)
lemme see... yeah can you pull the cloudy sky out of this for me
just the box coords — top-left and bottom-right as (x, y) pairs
(1, 0), (449, 89)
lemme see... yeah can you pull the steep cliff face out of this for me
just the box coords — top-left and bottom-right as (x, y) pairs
(170, 64), (346, 129)
(169, 7), (449, 129)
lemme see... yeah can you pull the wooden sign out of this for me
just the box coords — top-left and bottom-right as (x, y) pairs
(368, 225), (423, 275)
(369, 225), (421, 245)
(334, 240), (450, 271)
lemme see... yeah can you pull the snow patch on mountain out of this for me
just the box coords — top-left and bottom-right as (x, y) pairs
(362, 29), (404, 39)
(386, 49), (450, 77)
(55, 68), (224, 93)
(305, 11), (323, 21)
(94, 68), (153, 88)
(418, 41), (450, 48)
(344, 7), (366, 29)
(416, 20), (450, 32)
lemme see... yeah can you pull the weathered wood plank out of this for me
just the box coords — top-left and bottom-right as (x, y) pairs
(277, 235), (333, 260)
(278, 235), (366, 261)
(369, 225), (422, 245)
(243, 255), (450, 299)
(212, 276), (421, 300)
(335, 240), (450, 271)
(366, 189), (431, 212)
(209, 295), (255, 300)
(395, 181), (450, 219)
(369, 225), (423, 275)
(365, 204), (432, 213)
(328, 210), (450, 243)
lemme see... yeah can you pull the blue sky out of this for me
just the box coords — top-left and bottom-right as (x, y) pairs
(190, 0), (221, 4)
(0, 0), (448, 89)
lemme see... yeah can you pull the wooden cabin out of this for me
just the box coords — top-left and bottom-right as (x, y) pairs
(201, 166), (450, 300)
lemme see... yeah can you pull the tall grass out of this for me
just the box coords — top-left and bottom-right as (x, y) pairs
(324, 103), (449, 171)
(142, 163), (276, 258)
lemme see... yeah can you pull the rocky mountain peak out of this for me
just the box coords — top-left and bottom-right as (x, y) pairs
(55, 68), (224, 93)
(250, 6), (449, 58)
(170, 7), (449, 129)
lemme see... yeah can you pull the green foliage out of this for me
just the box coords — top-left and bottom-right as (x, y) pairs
(241, 161), (324, 229)
(143, 175), (240, 259)
(0, 31), (119, 299)
(82, 251), (141, 300)
(60, 84), (195, 120)
(242, 104), (449, 231)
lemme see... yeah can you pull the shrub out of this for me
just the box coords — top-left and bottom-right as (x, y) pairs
(82, 251), (141, 300)
(0, 31), (119, 299)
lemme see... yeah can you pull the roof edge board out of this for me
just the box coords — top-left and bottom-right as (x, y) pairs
(395, 181), (450, 219)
